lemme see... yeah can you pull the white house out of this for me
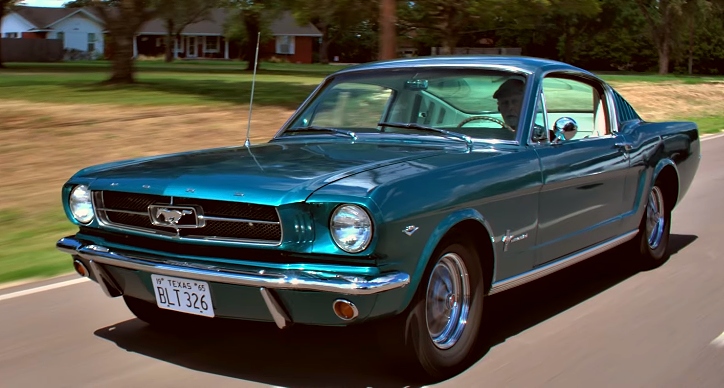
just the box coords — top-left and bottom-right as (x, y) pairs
(1, 6), (105, 55)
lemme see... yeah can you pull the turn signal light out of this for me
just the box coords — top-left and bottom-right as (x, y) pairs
(332, 299), (359, 320)
(73, 259), (89, 277)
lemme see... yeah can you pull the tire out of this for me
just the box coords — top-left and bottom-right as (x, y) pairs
(123, 295), (191, 328)
(378, 239), (485, 381)
(632, 180), (672, 270)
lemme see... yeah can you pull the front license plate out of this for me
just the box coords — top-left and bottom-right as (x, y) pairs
(151, 274), (215, 318)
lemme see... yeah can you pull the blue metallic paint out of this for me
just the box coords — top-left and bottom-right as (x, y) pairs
(56, 56), (700, 330)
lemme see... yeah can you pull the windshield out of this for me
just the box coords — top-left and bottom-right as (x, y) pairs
(281, 67), (529, 143)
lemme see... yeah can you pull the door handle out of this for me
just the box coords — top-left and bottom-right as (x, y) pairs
(614, 142), (633, 152)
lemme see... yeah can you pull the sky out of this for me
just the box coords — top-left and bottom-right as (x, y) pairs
(19, 0), (66, 7)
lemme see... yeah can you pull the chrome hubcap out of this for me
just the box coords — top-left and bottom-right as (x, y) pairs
(646, 186), (665, 250)
(425, 252), (470, 350)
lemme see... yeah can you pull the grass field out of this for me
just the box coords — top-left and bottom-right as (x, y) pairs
(1, 60), (722, 287)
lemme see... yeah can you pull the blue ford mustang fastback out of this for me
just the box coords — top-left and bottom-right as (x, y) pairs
(57, 56), (700, 379)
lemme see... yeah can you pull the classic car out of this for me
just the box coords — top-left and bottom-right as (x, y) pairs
(56, 56), (700, 379)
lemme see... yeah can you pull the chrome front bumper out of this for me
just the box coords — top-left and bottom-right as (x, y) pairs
(57, 236), (411, 329)
(56, 236), (411, 296)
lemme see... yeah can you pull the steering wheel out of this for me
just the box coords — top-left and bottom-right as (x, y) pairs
(457, 115), (515, 132)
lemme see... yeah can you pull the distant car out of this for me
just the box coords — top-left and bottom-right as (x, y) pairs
(57, 56), (700, 379)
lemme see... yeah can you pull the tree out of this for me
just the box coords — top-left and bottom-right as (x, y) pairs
(286, 0), (375, 64)
(224, 0), (283, 70)
(634, 0), (691, 74)
(65, 0), (157, 83)
(157, 0), (217, 62)
(0, 0), (23, 68)
(547, 0), (601, 63)
(397, 0), (548, 55)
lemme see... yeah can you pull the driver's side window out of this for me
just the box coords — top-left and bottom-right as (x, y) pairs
(540, 75), (611, 142)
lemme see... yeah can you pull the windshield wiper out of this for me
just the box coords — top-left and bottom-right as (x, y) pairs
(287, 126), (357, 140)
(377, 122), (472, 147)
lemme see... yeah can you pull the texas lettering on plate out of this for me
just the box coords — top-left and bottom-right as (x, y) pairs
(151, 274), (214, 317)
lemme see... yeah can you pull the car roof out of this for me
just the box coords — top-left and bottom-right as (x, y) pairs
(331, 55), (597, 79)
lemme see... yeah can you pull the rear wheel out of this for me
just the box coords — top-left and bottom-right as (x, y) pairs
(632, 180), (672, 269)
(378, 239), (485, 381)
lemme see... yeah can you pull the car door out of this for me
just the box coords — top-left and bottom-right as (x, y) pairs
(532, 73), (631, 266)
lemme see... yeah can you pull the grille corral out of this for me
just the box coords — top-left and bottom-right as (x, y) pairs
(93, 191), (282, 244)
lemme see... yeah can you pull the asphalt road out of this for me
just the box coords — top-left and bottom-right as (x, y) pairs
(2, 134), (724, 388)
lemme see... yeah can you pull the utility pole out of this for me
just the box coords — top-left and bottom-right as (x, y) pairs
(378, 0), (396, 60)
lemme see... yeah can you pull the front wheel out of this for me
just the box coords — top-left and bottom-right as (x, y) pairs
(379, 240), (485, 381)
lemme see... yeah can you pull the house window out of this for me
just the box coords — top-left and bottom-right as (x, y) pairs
(275, 35), (295, 55)
(4, 32), (19, 38)
(205, 36), (219, 52)
(87, 33), (96, 52)
(56, 32), (64, 42)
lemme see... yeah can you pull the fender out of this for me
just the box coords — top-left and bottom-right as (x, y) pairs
(630, 157), (680, 222)
(653, 158), (680, 204)
(398, 208), (497, 310)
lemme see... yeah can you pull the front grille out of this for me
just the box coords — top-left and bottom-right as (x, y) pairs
(93, 191), (282, 244)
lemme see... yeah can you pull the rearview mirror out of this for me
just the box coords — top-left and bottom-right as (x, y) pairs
(405, 79), (429, 91)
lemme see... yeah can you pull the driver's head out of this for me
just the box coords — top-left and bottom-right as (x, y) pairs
(494, 78), (525, 129)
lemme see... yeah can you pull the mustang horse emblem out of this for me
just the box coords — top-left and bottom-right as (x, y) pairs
(156, 208), (193, 225)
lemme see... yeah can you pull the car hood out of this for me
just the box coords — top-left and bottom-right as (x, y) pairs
(76, 140), (452, 205)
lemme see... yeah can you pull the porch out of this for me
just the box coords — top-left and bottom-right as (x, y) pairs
(133, 34), (232, 59)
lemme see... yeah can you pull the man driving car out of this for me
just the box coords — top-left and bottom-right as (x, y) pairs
(493, 77), (557, 141)
(493, 78), (525, 131)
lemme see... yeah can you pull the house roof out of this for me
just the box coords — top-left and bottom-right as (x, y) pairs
(8, 6), (322, 37)
(13, 6), (76, 29)
(11, 6), (103, 30)
(268, 11), (323, 36)
(137, 9), (322, 37)
(138, 8), (228, 35)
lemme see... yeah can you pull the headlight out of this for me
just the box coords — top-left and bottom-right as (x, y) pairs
(330, 204), (373, 253)
(69, 185), (94, 224)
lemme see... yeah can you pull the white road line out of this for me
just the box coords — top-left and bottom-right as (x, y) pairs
(702, 132), (724, 142)
(711, 331), (724, 348)
(0, 277), (89, 302)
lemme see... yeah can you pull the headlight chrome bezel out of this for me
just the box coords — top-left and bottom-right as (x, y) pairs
(329, 204), (374, 254)
(69, 184), (95, 224)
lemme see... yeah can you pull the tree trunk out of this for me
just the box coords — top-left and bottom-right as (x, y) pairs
(378, 0), (396, 60)
(563, 22), (575, 64)
(657, 45), (669, 75)
(164, 19), (174, 63)
(0, 7), (5, 68)
(687, 18), (695, 75)
(444, 35), (458, 55)
(107, 34), (136, 83)
(317, 23), (330, 64)
(243, 13), (261, 71)
(319, 39), (330, 64)
(0, 33), (4, 68)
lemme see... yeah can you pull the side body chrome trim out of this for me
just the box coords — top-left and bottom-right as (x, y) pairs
(57, 237), (411, 296)
(489, 229), (639, 295)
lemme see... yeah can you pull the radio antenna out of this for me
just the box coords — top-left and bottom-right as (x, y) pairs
(244, 31), (261, 147)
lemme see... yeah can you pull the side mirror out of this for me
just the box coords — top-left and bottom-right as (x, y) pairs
(554, 117), (578, 142)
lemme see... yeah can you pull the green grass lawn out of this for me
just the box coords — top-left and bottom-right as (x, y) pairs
(0, 60), (722, 287)
(0, 209), (77, 285)
(0, 61), (334, 109)
(597, 73), (724, 84)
